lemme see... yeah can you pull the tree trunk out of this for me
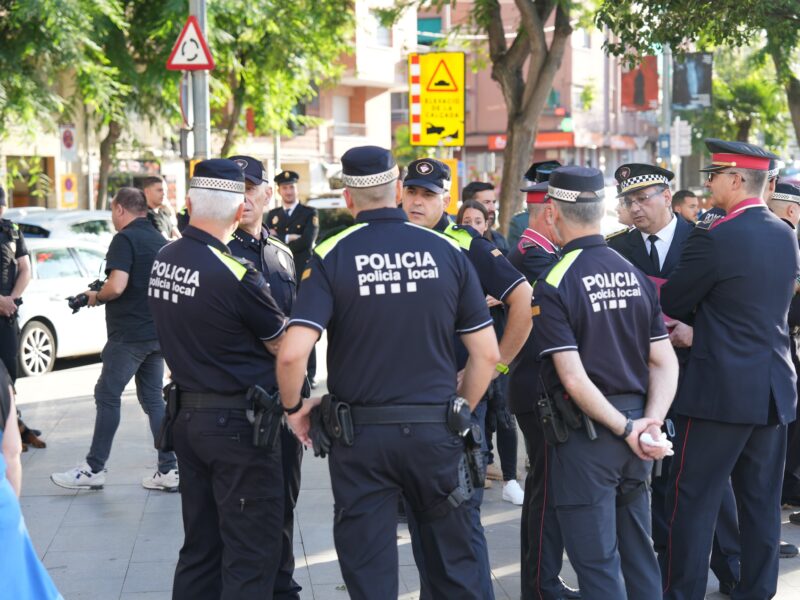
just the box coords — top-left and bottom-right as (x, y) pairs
(768, 41), (800, 148)
(736, 119), (751, 142)
(498, 120), (536, 233)
(97, 120), (122, 210)
(785, 73), (800, 149)
(220, 77), (246, 157)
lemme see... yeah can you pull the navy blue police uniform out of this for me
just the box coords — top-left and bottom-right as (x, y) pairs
(507, 161), (561, 249)
(266, 170), (320, 385)
(0, 192), (27, 382)
(532, 166), (667, 599)
(287, 147), (491, 600)
(227, 154), (303, 600)
(777, 183), (800, 506)
(608, 163), (741, 588)
(660, 140), (799, 600)
(148, 160), (288, 600)
(403, 158), (526, 600)
(507, 171), (575, 600)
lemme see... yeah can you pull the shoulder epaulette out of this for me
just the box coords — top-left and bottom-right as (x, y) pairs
(314, 223), (368, 259)
(268, 235), (293, 256)
(208, 245), (250, 281)
(443, 223), (475, 251)
(605, 227), (630, 241)
(544, 249), (583, 288)
(404, 222), (460, 250)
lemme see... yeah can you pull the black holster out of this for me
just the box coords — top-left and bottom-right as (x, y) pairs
(536, 387), (597, 445)
(248, 385), (283, 449)
(445, 396), (485, 490)
(156, 383), (179, 452)
(319, 394), (354, 447)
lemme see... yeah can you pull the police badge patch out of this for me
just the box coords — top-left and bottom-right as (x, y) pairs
(272, 215), (279, 225)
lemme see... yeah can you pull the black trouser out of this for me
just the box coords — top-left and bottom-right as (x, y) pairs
(329, 422), (482, 600)
(172, 408), (283, 600)
(551, 403), (662, 600)
(0, 317), (19, 382)
(664, 416), (786, 600)
(274, 424), (303, 600)
(516, 412), (567, 600)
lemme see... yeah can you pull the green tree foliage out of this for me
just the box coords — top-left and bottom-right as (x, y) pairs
(596, 0), (800, 146)
(0, 0), (126, 136)
(682, 48), (788, 150)
(207, 0), (354, 156)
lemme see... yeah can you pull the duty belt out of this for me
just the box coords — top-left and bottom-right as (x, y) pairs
(349, 404), (448, 425)
(180, 391), (251, 410)
(605, 393), (646, 412)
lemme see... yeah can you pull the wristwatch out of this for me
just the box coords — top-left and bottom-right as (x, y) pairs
(284, 397), (303, 415)
(616, 418), (634, 440)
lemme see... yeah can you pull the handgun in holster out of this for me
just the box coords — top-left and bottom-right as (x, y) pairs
(156, 382), (179, 452)
(248, 385), (283, 449)
(553, 389), (598, 441)
(446, 396), (485, 490)
(537, 387), (598, 445)
(321, 394), (354, 446)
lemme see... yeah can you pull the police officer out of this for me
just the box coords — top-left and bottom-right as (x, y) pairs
(0, 186), (31, 382)
(276, 145), (499, 599)
(532, 166), (678, 598)
(508, 161), (561, 249)
(266, 170), (320, 387)
(148, 159), (287, 599)
(227, 155), (305, 599)
(402, 157), (532, 600)
(507, 164), (579, 600)
(608, 163), (742, 588)
(661, 140), (799, 599)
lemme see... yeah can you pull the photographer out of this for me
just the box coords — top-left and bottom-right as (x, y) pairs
(51, 187), (178, 492)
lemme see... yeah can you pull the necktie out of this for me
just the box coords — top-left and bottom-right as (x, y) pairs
(648, 234), (660, 273)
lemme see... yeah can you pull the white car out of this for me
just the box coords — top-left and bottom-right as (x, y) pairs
(14, 209), (114, 247)
(16, 239), (108, 376)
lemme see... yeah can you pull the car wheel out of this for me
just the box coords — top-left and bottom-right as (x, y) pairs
(19, 321), (56, 377)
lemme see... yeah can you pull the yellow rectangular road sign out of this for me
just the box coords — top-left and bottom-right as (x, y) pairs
(409, 52), (465, 147)
(441, 158), (460, 215)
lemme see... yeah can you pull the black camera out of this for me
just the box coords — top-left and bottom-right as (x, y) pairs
(67, 279), (104, 313)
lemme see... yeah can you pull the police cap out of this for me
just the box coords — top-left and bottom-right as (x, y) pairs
(520, 160), (561, 192)
(404, 158), (451, 194)
(341, 146), (399, 188)
(699, 138), (779, 173)
(274, 170), (300, 185)
(548, 166), (605, 203)
(525, 182), (550, 205)
(190, 159), (245, 193)
(615, 163), (674, 197)
(768, 158), (782, 181)
(229, 155), (268, 185)
(773, 182), (800, 205)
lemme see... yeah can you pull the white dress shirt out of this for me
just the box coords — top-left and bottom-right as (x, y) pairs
(639, 214), (677, 270)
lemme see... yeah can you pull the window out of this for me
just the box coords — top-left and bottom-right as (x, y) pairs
(418, 17), (442, 46)
(391, 92), (409, 123)
(70, 220), (113, 237)
(34, 248), (82, 279)
(75, 247), (106, 277)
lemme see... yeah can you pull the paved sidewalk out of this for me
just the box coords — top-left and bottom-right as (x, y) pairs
(13, 363), (800, 599)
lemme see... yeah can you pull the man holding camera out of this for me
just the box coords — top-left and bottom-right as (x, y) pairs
(51, 187), (177, 491)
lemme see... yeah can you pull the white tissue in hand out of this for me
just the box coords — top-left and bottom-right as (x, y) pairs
(640, 432), (675, 456)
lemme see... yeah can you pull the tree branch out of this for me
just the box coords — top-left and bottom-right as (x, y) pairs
(486, 0), (508, 63)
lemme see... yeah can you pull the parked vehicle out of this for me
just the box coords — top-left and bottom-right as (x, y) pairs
(11, 209), (114, 247)
(16, 239), (108, 376)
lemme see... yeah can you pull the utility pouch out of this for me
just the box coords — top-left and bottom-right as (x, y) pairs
(320, 394), (354, 447)
(248, 385), (283, 449)
(446, 396), (471, 436)
(156, 383), (179, 452)
(308, 405), (332, 458)
(535, 391), (570, 445)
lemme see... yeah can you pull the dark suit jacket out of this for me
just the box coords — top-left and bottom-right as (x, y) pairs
(606, 215), (693, 278)
(265, 203), (319, 277)
(661, 205), (799, 425)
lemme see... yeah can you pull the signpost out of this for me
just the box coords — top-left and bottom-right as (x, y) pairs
(409, 52), (465, 147)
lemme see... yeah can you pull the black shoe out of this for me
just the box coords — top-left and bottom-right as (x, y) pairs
(790, 511), (800, 525)
(718, 580), (736, 596)
(557, 578), (581, 599)
(780, 541), (799, 558)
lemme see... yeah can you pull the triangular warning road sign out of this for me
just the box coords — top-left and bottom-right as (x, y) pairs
(167, 16), (215, 71)
(426, 59), (459, 92)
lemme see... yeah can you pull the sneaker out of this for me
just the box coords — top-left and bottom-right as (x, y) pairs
(142, 469), (179, 492)
(502, 479), (525, 505)
(486, 462), (503, 481)
(51, 463), (106, 490)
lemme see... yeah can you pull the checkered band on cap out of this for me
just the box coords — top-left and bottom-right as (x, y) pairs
(773, 192), (800, 203)
(768, 167), (781, 180)
(619, 174), (670, 194)
(547, 185), (605, 203)
(342, 165), (400, 188)
(190, 177), (245, 193)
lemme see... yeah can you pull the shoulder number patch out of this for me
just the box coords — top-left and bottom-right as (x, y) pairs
(302, 268), (312, 281)
(491, 248), (502, 257)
